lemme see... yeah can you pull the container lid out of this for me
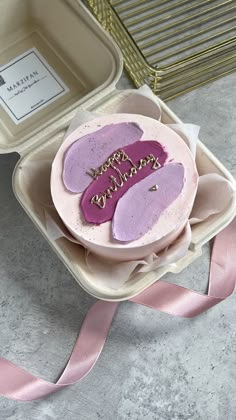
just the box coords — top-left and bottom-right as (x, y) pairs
(0, 0), (123, 155)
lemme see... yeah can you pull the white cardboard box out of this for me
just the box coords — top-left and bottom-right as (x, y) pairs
(0, 0), (235, 300)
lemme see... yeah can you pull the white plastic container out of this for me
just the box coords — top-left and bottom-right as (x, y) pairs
(1, 0), (236, 301)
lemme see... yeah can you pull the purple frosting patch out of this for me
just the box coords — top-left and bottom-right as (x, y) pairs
(112, 163), (184, 242)
(80, 141), (168, 224)
(63, 122), (143, 193)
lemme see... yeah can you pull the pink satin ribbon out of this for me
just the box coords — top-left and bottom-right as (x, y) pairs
(0, 218), (235, 401)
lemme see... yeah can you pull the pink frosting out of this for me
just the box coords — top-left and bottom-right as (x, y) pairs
(80, 140), (168, 224)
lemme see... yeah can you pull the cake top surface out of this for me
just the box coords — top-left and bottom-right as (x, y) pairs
(51, 113), (198, 251)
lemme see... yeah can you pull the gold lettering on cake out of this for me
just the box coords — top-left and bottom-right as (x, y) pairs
(89, 149), (161, 209)
(87, 150), (129, 179)
(149, 185), (159, 191)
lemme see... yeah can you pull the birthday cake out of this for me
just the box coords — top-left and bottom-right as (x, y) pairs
(51, 114), (198, 261)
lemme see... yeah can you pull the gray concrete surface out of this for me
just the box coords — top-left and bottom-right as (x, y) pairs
(0, 72), (235, 419)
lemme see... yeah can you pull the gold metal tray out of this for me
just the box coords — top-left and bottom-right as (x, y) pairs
(87, 0), (236, 100)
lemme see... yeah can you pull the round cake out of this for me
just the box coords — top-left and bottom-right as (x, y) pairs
(51, 114), (198, 261)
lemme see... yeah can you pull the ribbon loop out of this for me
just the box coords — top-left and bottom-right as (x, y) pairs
(0, 301), (118, 401)
(0, 219), (235, 401)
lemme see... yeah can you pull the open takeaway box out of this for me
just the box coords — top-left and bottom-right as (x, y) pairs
(0, 0), (236, 301)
